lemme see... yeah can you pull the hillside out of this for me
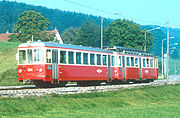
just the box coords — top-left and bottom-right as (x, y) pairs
(0, 0), (180, 58)
(0, 41), (21, 86)
(0, 1), (111, 33)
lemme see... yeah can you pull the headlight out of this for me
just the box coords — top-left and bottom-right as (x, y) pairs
(39, 68), (43, 72)
(19, 69), (22, 73)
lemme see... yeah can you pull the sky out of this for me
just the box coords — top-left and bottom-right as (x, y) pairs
(8, 0), (180, 28)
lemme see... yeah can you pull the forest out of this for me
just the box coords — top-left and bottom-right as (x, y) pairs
(0, 0), (180, 58)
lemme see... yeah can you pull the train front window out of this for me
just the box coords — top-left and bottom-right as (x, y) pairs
(19, 50), (26, 64)
(34, 49), (44, 63)
(46, 49), (52, 63)
(27, 49), (33, 64)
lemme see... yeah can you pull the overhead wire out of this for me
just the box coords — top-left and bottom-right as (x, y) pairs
(64, 0), (165, 26)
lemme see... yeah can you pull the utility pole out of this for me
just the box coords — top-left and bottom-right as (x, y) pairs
(101, 17), (103, 49)
(166, 21), (169, 85)
(144, 32), (147, 52)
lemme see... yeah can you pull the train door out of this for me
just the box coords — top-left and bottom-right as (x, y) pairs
(108, 55), (111, 82)
(52, 49), (59, 80)
(154, 58), (158, 79)
(139, 57), (142, 79)
(122, 56), (126, 79)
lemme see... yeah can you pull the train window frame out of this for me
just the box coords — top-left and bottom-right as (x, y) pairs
(83, 52), (89, 65)
(150, 59), (153, 68)
(33, 49), (45, 64)
(46, 49), (52, 64)
(146, 58), (150, 68)
(76, 52), (82, 64)
(90, 53), (95, 65)
(130, 57), (134, 67)
(135, 57), (139, 67)
(102, 54), (107, 66)
(60, 50), (67, 64)
(111, 55), (115, 66)
(97, 54), (102, 66)
(119, 56), (122, 67)
(27, 49), (33, 64)
(142, 58), (146, 68)
(18, 49), (27, 64)
(68, 51), (74, 64)
(126, 56), (130, 67)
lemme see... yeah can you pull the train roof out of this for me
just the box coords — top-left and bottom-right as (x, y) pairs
(18, 41), (112, 53)
(18, 41), (155, 57)
(105, 46), (144, 53)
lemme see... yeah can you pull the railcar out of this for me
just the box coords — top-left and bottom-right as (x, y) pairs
(17, 41), (158, 87)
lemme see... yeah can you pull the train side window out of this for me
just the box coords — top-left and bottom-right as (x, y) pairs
(146, 58), (150, 67)
(150, 59), (153, 68)
(68, 51), (74, 64)
(90, 53), (95, 65)
(119, 56), (122, 66)
(83, 53), (88, 65)
(97, 54), (101, 65)
(135, 58), (139, 67)
(126, 57), (130, 66)
(19, 50), (26, 64)
(46, 49), (51, 63)
(103, 55), (107, 66)
(143, 58), (146, 67)
(76, 52), (81, 64)
(112, 56), (115, 66)
(60, 51), (66, 64)
(131, 57), (134, 67)
(27, 49), (33, 64)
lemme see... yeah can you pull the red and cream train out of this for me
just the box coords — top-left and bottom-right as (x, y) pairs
(17, 41), (158, 87)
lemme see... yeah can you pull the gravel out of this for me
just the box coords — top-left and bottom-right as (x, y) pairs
(0, 81), (179, 98)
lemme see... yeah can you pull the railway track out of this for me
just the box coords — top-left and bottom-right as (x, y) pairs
(0, 80), (179, 98)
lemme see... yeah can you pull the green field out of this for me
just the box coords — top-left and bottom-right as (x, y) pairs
(0, 41), (21, 86)
(0, 84), (180, 117)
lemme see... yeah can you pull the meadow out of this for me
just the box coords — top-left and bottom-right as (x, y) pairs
(0, 41), (21, 86)
(0, 84), (180, 117)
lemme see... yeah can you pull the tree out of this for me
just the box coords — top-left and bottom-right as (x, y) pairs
(104, 19), (153, 51)
(75, 20), (100, 47)
(61, 27), (78, 44)
(9, 11), (54, 42)
(62, 20), (101, 48)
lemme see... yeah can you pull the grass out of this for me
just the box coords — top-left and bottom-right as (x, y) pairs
(0, 41), (21, 86)
(0, 84), (180, 117)
(0, 41), (20, 74)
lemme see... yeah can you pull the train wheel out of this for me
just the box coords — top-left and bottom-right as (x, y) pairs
(77, 81), (101, 86)
(111, 79), (121, 85)
(33, 80), (52, 88)
(58, 81), (67, 87)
